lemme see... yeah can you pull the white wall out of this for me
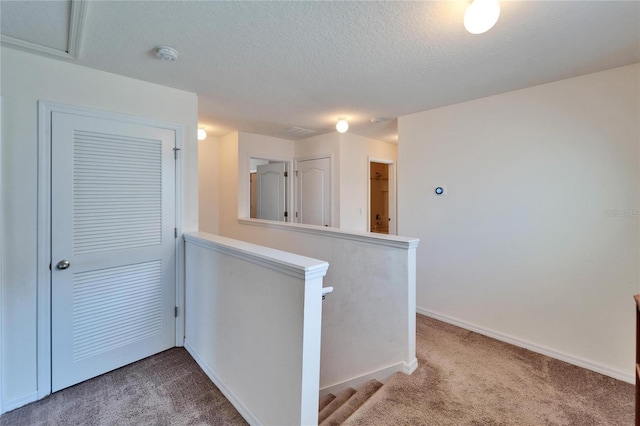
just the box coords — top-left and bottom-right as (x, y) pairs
(184, 232), (327, 425)
(249, 158), (269, 171)
(295, 133), (340, 159)
(0, 47), (198, 410)
(198, 137), (220, 234)
(219, 132), (241, 232)
(227, 220), (418, 393)
(398, 64), (640, 381)
(339, 133), (397, 232)
(214, 133), (418, 392)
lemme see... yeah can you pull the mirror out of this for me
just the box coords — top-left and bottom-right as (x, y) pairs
(249, 158), (290, 222)
(249, 155), (332, 227)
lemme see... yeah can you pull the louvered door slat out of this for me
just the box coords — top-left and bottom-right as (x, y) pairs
(72, 261), (162, 361)
(73, 130), (162, 255)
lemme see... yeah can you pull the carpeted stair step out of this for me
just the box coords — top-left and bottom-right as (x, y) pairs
(318, 387), (356, 424)
(319, 393), (336, 412)
(341, 372), (406, 426)
(320, 379), (383, 426)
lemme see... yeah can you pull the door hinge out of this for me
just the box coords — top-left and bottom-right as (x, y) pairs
(173, 147), (181, 160)
(284, 171), (288, 177)
(175, 306), (178, 318)
(296, 212), (299, 218)
(174, 228), (178, 238)
(284, 211), (288, 218)
(295, 170), (298, 177)
(49, 263), (52, 271)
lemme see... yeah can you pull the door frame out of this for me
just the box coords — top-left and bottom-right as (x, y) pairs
(36, 101), (185, 398)
(0, 95), (3, 414)
(367, 157), (397, 235)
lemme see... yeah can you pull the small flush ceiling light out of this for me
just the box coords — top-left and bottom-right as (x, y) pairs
(336, 119), (349, 133)
(155, 45), (179, 61)
(197, 128), (207, 140)
(464, 0), (500, 34)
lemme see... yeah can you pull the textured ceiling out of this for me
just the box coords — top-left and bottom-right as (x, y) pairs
(2, 1), (639, 143)
(1, 0), (71, 51)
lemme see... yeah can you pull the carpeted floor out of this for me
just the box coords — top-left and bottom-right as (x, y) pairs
(344, 315), (634, 425)
(0, 348), (247, 426)
(1, 314), (634, 425)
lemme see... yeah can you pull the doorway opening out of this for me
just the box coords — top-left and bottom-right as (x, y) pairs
(368, 158), (396, 235)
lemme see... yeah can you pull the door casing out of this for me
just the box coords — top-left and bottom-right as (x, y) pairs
(37, 101), (185, 399)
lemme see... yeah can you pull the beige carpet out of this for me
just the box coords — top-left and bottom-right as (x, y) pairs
(344, 315), (634, 425)
(1, 314), (634, 425)
(0, 348), (247, 426)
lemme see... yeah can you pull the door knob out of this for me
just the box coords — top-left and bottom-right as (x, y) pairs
(56, 260), (71, 270)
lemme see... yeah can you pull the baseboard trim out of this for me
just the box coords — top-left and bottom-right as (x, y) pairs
(319, 361), (405, 398)
(184, 339), (262, 425)
(1, 391), (38, 415)
(417, 307), (634, 384)
(403, 357), (418, 374)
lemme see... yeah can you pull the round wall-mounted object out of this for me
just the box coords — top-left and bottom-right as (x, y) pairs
(435, 187), (444, 195)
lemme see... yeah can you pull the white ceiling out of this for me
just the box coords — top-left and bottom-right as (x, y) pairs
(1, 1), (70, 51)
(2, 1), (639, 143)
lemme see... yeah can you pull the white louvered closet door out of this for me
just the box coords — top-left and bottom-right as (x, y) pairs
(51, 112), (176, 392)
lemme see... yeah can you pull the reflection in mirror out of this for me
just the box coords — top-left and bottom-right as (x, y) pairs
(249, 158), (289, 222)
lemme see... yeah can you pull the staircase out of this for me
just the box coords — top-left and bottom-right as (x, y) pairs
(317, 379), (384, 425)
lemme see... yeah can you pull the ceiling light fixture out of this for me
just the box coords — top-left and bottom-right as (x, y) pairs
(336, 119), (349, 133)
(155, 45), (179, 61)
(464, 0), (500, 34)
(197, 128), (207, 140)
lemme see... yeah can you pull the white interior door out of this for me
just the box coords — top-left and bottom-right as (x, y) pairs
(256, 162), (287, 221)
(51, 111), (176, 392)
(295, 157), (331, 226)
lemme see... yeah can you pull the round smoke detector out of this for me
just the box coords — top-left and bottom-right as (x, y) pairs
(155, 46), (178, 61)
